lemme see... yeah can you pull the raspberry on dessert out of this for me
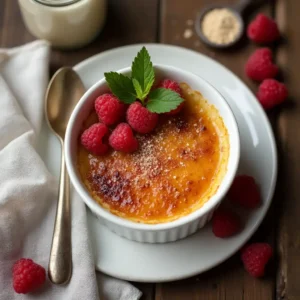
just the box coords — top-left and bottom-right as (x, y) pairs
(109, 123), (138, 153)
(247, 14), (280, 44)
(257, 79), (288, 110)
(95, 93), (127, 125)
(158, 79), (182, 95)
(245, 48), (278, 81)
(127, 101), (158, 134)
(228, 175), (261, 209)
(212, 209), (242, 238)
(158, 79), (184, 115)
(81, 123), (109, 155)
(13, 258), (46, 294)
(241, 243), (273, 278)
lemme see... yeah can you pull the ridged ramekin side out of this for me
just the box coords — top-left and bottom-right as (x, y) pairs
(89, 202), (220, 243)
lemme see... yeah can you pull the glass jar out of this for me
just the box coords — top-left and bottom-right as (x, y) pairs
(18, 0), (107, 49)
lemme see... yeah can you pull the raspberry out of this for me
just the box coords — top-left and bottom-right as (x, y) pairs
(247, 14), (280, 44)
(241, 243), (273, 277)
(228, 175), (261, 209)
(158, 79), (184, 115)
(127, 102), (158, 134)
(95, 93), (127, 125)
(257, 79), (288, 110)
(109, 123), (138, 153)
(212, 209), (241, 238)
(81, 123), (109, 155)
(245, 48), (278, 81)
(158, 79), (182, 95)
(13, 258), (46, 294)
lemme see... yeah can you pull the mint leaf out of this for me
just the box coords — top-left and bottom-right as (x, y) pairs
(105, 72), (136, 104)
(147, 88), (184, 113)
(132, 78), (143, 100)
(131, 47), (155, 101)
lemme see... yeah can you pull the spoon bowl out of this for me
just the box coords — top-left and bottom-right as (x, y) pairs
(46, 67), (85, 140)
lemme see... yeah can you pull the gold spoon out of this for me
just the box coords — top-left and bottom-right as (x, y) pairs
(45, 67), (85, 284)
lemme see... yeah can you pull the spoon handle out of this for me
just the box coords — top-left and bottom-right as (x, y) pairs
(48, 145), (72, 284)
(235, 0), (252, 14)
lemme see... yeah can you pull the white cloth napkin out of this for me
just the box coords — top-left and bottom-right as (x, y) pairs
(0, 41), (142, 300)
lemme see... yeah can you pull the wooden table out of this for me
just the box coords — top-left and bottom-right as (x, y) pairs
(1, 0), (299, 299)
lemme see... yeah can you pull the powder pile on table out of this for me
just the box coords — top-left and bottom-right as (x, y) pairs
(201, 8), (241, 45)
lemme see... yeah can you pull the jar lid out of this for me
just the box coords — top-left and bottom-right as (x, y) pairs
(34, 0), (81, 6)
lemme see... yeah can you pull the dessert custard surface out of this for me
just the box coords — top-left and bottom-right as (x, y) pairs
(77, 83), (229, 223)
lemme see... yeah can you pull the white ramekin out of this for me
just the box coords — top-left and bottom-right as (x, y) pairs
(65, 64), (240, 243)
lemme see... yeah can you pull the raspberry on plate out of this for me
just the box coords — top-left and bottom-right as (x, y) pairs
(228, 175), (261, 209)
(212, 209), (242, 238)
(245, 48), (278, 81)
(241, 243), (273, 278)
(13, 258), (46, 294)
(81, 123), (109, 155)
(247, 14), (280, 44)
(257, 79), (288, 110)
(95, 93), (127, 125)
(109, 123), (138, 153)
(127, 101), (158, 134)
(158, 79), (184, 115)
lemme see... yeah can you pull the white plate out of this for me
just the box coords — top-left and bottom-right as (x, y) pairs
(39, 44), (277, 283)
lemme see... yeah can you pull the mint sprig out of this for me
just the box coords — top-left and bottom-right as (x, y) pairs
(104, 47), (183, 113)
(147, 88), (184, 113)
(131, 47), (155, 102)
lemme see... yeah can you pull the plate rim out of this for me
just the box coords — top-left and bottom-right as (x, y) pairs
(74, 43), (278, 282)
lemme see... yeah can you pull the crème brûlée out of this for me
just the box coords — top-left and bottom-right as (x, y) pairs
(77, 83), (229, 224)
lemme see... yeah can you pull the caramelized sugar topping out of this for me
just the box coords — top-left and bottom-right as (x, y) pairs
(77, 83), (229, 223)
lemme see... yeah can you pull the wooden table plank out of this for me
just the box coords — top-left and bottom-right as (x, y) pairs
(0, 1), (6, 42)
(158, 0), (275, 299)
(0, 1), (159, 300)
(275, 1), (300, 299)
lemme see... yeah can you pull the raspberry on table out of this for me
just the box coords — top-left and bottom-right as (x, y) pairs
(212, 209), (242, 238)
(95, 93), (127, 125)
(245, 48), (278, 81)
(158, 79), (184, 115)
(247, 14), (280, 44)
(241, 243), (273, 278)
(13, 258), (46, 294)
(81, 123), (109, 155)
(257, 79), (288, 110)
(228, 175), (261, 209)
(109, 123), (138, 153)
(127, 101), (158, 134)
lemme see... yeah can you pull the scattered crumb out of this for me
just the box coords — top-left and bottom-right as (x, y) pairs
(183, 29), (193, 39)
